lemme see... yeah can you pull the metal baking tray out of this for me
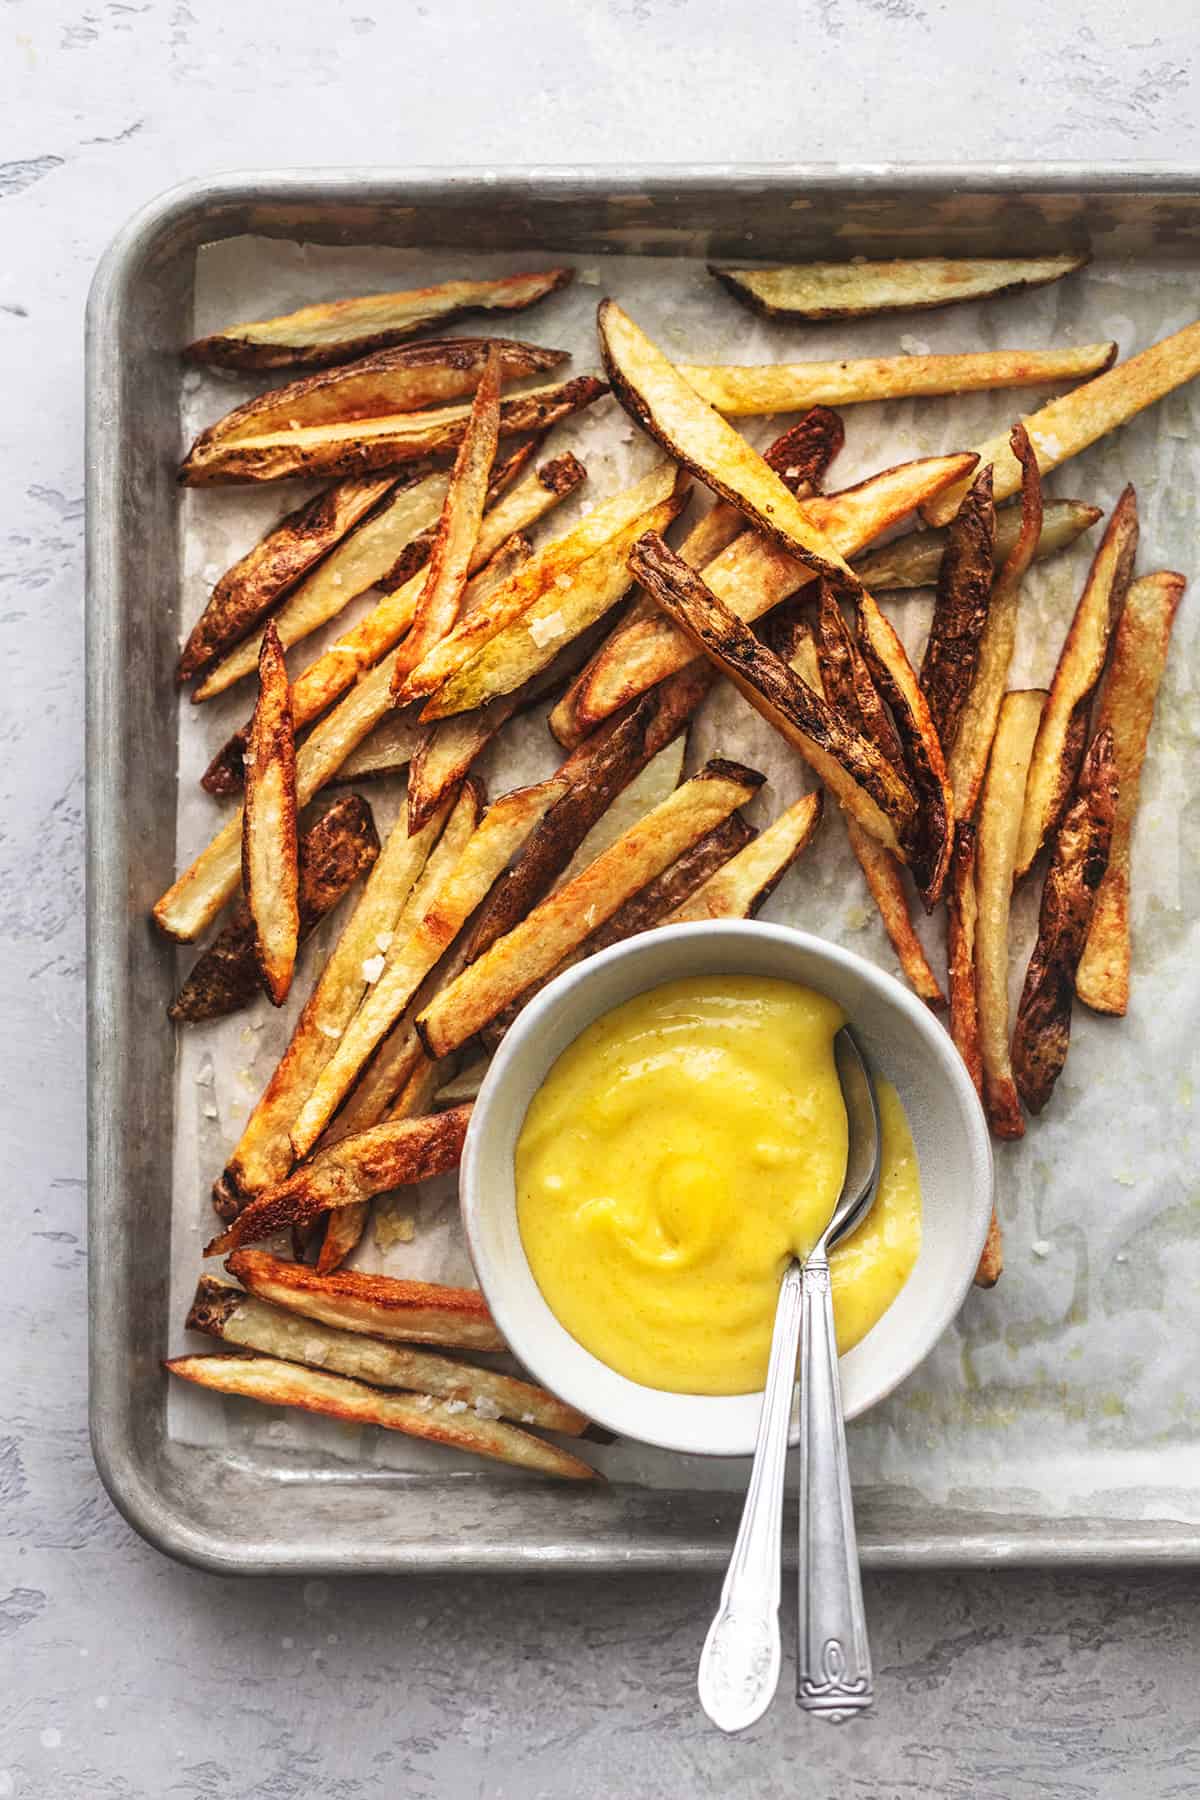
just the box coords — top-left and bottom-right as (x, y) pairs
(87, 165), (1200, 1574)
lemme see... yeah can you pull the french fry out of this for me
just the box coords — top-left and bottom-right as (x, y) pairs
(709, 253), (1088, 321)
(417, 759), (766, 1058)
(169, 795), (379, 1024)
(853, 497), (1101, 593)
(628, 533), (915, 853)
(667, 792), (824, 923)
(588, 814), (756, 946)
(975, 689), (1046, 1139)
(919, 465), (996, 753)
(165, 1353), (598, 1482)
(597, 299), (861, 594)
(185, 269), (575, 370)
(947, 425), (1044, 822)
(922, 317), (1200, 527)
(179, 375), (606, 486)
(214, 797), (451, 1211)
(975, 1214), (1004, 1289)
(177, 474), (397, 685)
(186, 1277), (588, 1435)
(242, 625), (299, 1005)
(206, 1105), (473, 1255)
(548, 452), (977, 748)
(675, 407), (844, 555)
(332, 711), (427, 785)
(289, 779), (566, 1156)
(1012, 729), (1117, 1115)
(1076, 571), (1186, 1015)
(433, 1057), (490, 1110)
(815, 587), (903, 768)
(391, 344), (502, 699)
(678, 341), (1115, 415)
(226, 1248), (504, 1349)
(946, 822), (983, 1099)
(1015, 485), (1138, 876)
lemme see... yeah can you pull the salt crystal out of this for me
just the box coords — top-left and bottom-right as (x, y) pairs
(520, 1411), (535, 1424)
(317, 1022), (343, 1039)
(202, 1103), (218, 1120)
(473, 1395), (502, 1420)
(375, 931), (394, 953)
(528, 611), (565, 648)
(194, 1057), (215, 1087)
(442, 1398), (468, 1415)
(578, 268), (601, 286)
(899, 334), (931, 356)
(1031, 1239), (1051, 1258)
(361, 954), (386, 983)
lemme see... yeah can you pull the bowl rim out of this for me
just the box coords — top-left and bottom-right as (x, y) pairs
(460, 919), (993, 1456)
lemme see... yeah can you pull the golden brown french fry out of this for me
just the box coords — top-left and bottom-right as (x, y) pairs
(975, 689), (1046, 1139)
(390, 345), (502, 699)
(548, 452), (977, 748)
(177, 474), (397, 685)
(709, 253), (1088, 321)
(206, 1104), (473, 1255)
(242, 625), (299, 1005)
(814, 587), (903, 769)
(629, 533), (915, 853)
(185, 269), (575, 370)
(590, 814), (756, 943)
(678, 342), (1115, 415)
(170, 795), (379, 1024)
(418, 759), (765, 1058)
(332, 711), (426, 785)
(975, 1215), (1004, 1289)
(226, 1248), (504, 1349)
(922, 317), (1200, 527)
(1076, 571), (1186, 1015)
(946, 821), (983, 1099)
(186, 1277), (589, 1434)
(289, 779), (566, 1156)
(165, 1353), (599, 1482)
(920, 465), (996, 753)
(1015, 486), (1138, 877)
(598, 299), (861, 595)
(667, 792), (824, 923)
(1012, 729), (1117, 1115)
(179, 375), (606, 485)
(853, 497), (1102, 593)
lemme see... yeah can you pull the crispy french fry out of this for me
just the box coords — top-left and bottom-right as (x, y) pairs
(170, 795), (379, 1024)
(332, 710), (427, 785)
(920, 465), (996, 753)
(678, 341), (1115, 415)
(1012, 729), (1117, 1114)
(947, 822), (983, 1099)
(853, 497), (1102, 592)
(667, 792), (824, 923)
(1015, 486), (1138, 877)
(673, 408), (844, 558)
(589, 814), (756, 945)
(290, 779), (566, 1156)
(975, 1214), (1004, 1289)
(165, 1353), (599, 1481)
(177, 475), (397, 685)
(206, 1104), (473, 1255)
(548, 452), (977, 748)
(180, 375), (606, 485)
(1076, 571), (1186, 1015)
(975, 689), (1046, 1139)
(418, 759), (765, 1058)
(922, 317), (1200, 527)
(709, 253), (1088, 321)
(629, 533), (915, 853)
(598, 299), (861, 594)
(242, 625), (299, 1005)
(185, 269), (575, 370)
(186, 1277), (588, 1434)
(815, 587), (903, 768)
(226, 1248), (504, 1349)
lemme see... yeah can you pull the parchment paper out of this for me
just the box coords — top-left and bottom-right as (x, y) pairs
(169, 239), (1200, 1513)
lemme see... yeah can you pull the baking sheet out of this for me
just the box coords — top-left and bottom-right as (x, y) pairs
(168, 238), (1200, 1516)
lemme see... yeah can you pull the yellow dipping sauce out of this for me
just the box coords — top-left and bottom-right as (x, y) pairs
(515, 975), (922, 1395)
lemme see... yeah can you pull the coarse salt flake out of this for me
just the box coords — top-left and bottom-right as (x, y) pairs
(317, 1022), (343, 1039)
(202, 1103), (218, 1120)
(1032, 431), (1063, 459)
(194, 1057), (215, 1087)
(473, 1395), (502, 1420)
(528, 611), (565, 648)
(361, 954), (386, 983)
(1031, 1239), (1052, 1259)
(899, 334), (931, 356)
(578, 267), (601, 286)
(442, 1398), (468, 1415)
(520, 1411), (535, 1424)
(375, 931), (394, 953)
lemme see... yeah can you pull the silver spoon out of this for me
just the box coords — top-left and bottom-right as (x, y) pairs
(697, 1025), (881, 1734)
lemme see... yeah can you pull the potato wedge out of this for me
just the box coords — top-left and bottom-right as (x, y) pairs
(853, 497), (1101, 593)
(170, 795), (379, 1024)
(598, 299), (861, 595)
(975, 689), (1046, 1139)
(206, 1104), (473, 1255)
(590, 814), (756, 945)
(920, 465), (997, 753)
(1015, 485), (1138, 876)
(186, 1277), (588, 1434)
(225, 1247), (502, 1347)
(289, 778), (566, 1156)
(179, 374), (606, 485)
(667, 792), (824, 923)
(242, 625), (299, 1005)
(946, 822), (983, 1100)
(629, 533), (915, 853)
(548, 452), (977, 748)
(177, 474), (398, 686)
(671, 408), (844, 565)
(418, 760), (766, 1058)
(331, 711), (427, 785)
(814, 587), (903, 768)
(678, 341), (1115, 415)
(1076, 571), (1186, 1015)
(185, 269), (575, 370)
(922, 317), (1200, 526)
(709, 254), (1087, 320)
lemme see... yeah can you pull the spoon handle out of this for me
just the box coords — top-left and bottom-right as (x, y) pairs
(697, 1260), (803, 1734)
(796, 1252), (873, 1721)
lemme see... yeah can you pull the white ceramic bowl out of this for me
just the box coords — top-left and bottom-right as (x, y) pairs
(461, 921), (992, 1457)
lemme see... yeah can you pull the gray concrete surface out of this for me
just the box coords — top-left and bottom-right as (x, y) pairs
(4, 1), (1200, 1794)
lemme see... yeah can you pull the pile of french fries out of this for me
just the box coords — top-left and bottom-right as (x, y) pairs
(160, 252), (1193, 1463)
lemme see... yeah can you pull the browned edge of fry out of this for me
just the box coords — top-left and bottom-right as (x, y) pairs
(947, 820), (983, 1098)
(224, 1248), (505, 1349)
(816, 585), (903, 767)
(974, 1211), (1005, 1288)
(243, 623), (299, 1005)
(919, 464), (997, 751)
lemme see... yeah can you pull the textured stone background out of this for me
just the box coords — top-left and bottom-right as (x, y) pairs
(4, 1), (1200, 1794)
